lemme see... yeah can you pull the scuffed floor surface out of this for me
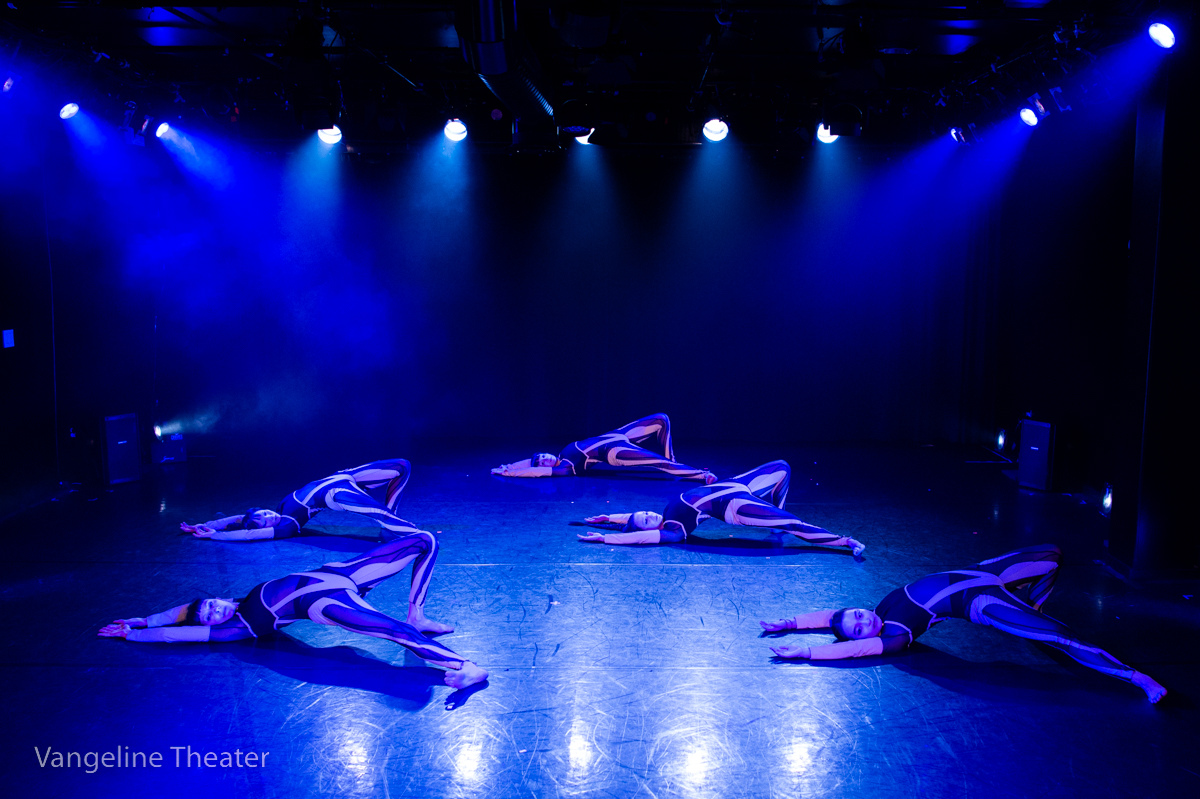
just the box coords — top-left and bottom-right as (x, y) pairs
(2, 444), (1195, 798)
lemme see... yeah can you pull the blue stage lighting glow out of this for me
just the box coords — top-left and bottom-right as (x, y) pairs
(816, 124), (838, 144)
(317, 125), (342, 145)
(575, 128), (595, 145)
(1019, 108), (1039, 127)
(444, 119), (467, 142)
(1148, 23), (1176, 49)
(59, 103), (80, 120)
(155, 122), (170, 138)
(702, 119), (729, 142)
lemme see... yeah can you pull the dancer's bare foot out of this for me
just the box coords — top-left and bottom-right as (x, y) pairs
(409, 615), (455, 635)
(848, 539), (866, 558)
(444, 661), (488, 689)
(1132, 672), (1167, 704)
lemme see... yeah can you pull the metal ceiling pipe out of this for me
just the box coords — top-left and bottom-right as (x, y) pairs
(456, 0), (556, 144)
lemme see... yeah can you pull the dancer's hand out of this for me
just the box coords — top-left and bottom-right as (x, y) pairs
(577, 532), (606, 543)
(584, 514), (612, 524)
(180, 521), (199, 533)
(770, 643), (811, 659)
(191, 525), (216, 538)
(490, 464), (508, 475)
(97, 621), (133, 638)
(703, 471), (717, 485)
(759, 618), (794, 633)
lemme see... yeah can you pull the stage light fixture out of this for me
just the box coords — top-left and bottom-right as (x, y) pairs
(153, 425), (163, 439)
(1019, 108), (1039, 127)
(59, 102), (80, 119)
(702, 118), (729, 142)
(574, 128), (595, 145)
(156, 122), (170, 138)
(816, 123), (838, 144)
(997, 429), (1006, 450)
(444, 118), (467, 142)
(317, 125), (342, 144)
(2, 76), (14, 93)
(1148, 23), (1176, 49)
(1102, 484), (1112, 512)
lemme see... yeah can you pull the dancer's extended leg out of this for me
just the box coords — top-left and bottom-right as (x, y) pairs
(969, 587), (1164, 701)
(614, 413), (674, 460)
(723, 496), (853, 549)
(319, 532), (448, 632)
(304, 590), (486, 687)
(326, 483), (423, 541)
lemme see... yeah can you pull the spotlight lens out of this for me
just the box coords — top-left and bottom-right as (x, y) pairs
(702, 118), (729, 142)
(574, 128), (595, 145)
(997, 430), (1006, 449)
(59, 103), (80, 120)
(154, 425), (162, 439)
(1019, 108), (1039, 127)
(317, 125), (343, 145)
(816, 124), (838, 144)
(444, 119), (467, 142)
(1148, 23), (1176, 49)
(2, 77), (13, 92)
(1102, 487), (1113, 511)
(155, 122), (170, 138)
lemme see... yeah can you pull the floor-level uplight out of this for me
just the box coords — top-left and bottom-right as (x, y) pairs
(1148, 23), (1176, 49)
(702, 118), (729, 142)
(444, 118), (467, 142)
(816, 123), (838, 144)
(317, 125), (342, 145)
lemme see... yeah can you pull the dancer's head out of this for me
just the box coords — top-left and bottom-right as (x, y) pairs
(241, 508), (280, 529)
(531, 453), (561, 467)
(621, 511), (665, 531)
(186, 598), (238, 626)
(830, 608), (882, 640)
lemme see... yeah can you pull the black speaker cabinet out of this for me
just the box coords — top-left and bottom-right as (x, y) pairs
(1018, 420), (1055, 491)
(102, 413), (141, 484)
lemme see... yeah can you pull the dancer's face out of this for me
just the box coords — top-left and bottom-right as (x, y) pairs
(198, 598), (237, 626)
(245, 509), (281, 529)
(630, 511), (664, 530)
(533, 453), (560, 467)
(838, 608), (882, 639)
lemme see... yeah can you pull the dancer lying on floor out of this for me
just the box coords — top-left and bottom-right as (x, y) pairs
(181, 458), (423, 542)
(97, 532), (488, 689)
(576, 460), (865, 556)
(760, 543), (1166, 703)
(491, 413), (716, 483)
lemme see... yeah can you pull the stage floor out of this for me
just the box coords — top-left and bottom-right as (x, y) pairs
(3, 444), (1195, 798)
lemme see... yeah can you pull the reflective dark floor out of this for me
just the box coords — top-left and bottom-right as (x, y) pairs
(3, 444), (1196, 798)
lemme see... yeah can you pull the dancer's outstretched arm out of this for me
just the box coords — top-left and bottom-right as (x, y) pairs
(98, 605), (252, 643)
(769, 638), (885, 660)
(491, 458), (574, 477)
